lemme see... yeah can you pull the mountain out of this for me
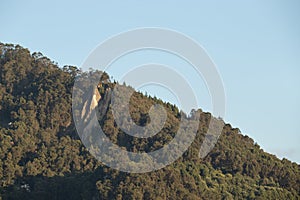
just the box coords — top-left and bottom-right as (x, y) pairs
(0, 43), (299, 199)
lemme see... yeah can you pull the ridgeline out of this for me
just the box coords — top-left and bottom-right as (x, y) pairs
(0, 43), (299, 199)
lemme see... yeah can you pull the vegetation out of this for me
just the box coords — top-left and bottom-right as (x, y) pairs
(0, 43), (299, 199)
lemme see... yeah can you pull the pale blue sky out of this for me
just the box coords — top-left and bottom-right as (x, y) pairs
(1, 0), (299, 163)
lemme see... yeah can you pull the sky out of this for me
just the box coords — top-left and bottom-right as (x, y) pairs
(1, 0), (299, 163)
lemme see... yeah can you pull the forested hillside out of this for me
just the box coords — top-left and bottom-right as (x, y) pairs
(0, 43), (299, 199)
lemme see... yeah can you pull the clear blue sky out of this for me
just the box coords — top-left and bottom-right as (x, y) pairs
(1, 0), (299, 163)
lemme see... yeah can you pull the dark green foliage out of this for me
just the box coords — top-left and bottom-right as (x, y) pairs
(0, 43), (299, 199)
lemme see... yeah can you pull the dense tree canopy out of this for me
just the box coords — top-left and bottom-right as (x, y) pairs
(0, 43), (299, 199)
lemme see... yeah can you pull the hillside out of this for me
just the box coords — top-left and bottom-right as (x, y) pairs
(0, 43), (299, 199)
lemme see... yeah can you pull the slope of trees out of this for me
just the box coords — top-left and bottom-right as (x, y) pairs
(0, 43), (299, 199)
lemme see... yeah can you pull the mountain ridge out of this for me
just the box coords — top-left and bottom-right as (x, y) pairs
(0, 42), (299, 199)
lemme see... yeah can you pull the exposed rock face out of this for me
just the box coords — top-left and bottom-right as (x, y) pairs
(81, 86), (101, 123)
(80, 86), (111, 142)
